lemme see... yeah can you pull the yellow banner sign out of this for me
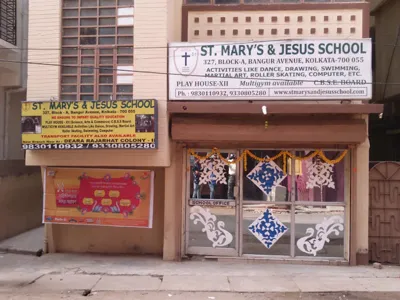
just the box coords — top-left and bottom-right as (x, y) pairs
(21, 100), (157, 150)
(44, 168), (154, 228)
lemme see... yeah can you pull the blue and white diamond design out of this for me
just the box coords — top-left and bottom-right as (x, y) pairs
(247, 156), (287, 197)
(248, 209), (288, 249)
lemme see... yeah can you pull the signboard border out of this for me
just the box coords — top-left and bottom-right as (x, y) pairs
(21, 99), (158, 151)
(168, 39), (373, 101)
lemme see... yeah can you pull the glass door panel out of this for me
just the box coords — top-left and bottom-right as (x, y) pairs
(186, 149), (239, 256)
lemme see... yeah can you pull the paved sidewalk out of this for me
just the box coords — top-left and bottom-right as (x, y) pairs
(0, 253), (399, 294)
(0, 227), (43, 255)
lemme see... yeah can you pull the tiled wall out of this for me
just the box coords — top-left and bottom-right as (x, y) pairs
(188, 9), (364, 41)
(27, 0), (61, 101)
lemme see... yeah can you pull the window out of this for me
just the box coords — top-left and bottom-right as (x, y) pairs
(0, 0), (17, 45)
(61, 0), (134, 101)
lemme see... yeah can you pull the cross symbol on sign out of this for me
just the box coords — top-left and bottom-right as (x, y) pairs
(182, 52), (191, 66)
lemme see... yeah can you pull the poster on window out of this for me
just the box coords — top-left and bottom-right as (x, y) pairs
(43, 168), (154, 228)
(21, 99), (157, 150)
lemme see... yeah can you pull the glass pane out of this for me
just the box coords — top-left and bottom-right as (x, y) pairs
(81, 57), (95, 64)
(62, 57), (78, 64)
(61, 85), (77, 93)
(116, 95), (132, 100)
(100, 48), (114, 54)
(215, 0), (240, 3)
(62, 38), (78, 45)
(62, 67), (78, 74)
(243, 150), (290, 202)
(242, 204), (291, 256)
(100, 8), (116, 16)
(100, 0), (116, 6)
(63, 28), (78, 36)
(100, 66), (113, 74)
(293, 150), (346, 202)
(99, 17), (115, 25)
(63, 0), (78, 7)
(295, 207), (345, 258)
(62, 76), (77, 84)
(99, 76), (113, 83)
(81, 76), (94, 83)
(117, 36), (133, 44)
(81, 67), (95, 74)
(80, 18), (97, 26)
(63, 9), (78, 17)
(81, 85), (94, 93)
(117, 84), (133, 93)
(117, 56), (133, 65)
(117, 27), (132, 35)
(99, 37), (116, 45)
(81, 49), (95, 55)
(81, 0), (98, 6)
(80, 9), (97, 16)
(62, 48), (78, 55)
(117, 46), (133, 54)
(99, 85), (113, 93)
(99, 27), (116, 35)
(118, 0), (134, 5)
(81, 95), (94, 101)
(188, 206), (236, 248)
(80, 37), (97, 45)
(61, 94), (77, 101)
(80, 28), (97, 35)
(100, 57), (113, 64)
(189, 151), (236, 200)
(99, 95), (112, 101)
(63, 19), (79, 26)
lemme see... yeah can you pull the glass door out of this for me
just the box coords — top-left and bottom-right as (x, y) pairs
(185, 149), (239, 256)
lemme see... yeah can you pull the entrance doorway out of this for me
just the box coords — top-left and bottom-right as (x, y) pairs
(184, 148), (349, 260)
(369, 161), (400, 265)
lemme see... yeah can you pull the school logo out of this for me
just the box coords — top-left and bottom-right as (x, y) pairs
(22, 102), (30, 112)
(173, 47), (199, 75)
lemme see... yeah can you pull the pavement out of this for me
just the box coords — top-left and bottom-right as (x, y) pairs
(0, 253), (399, 298)
(0, 227), (44, 255)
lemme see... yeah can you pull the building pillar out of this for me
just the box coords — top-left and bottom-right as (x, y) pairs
(352, 115), (370, 265)
(163, 142), (183, 261)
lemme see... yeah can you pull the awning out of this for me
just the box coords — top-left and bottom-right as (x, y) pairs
(171, 114), (367, 147)
(168, 102), (383, 115)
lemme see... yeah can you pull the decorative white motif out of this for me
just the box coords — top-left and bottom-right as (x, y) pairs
(296, 215), (344, 256)
(199, 157), (227, 185)
(189, 206), (233, 248)
(306, 158), (335, 191)
(56, 182), (64, 193)
(248, 208), (288, 249)
(247, 156), (287, 197)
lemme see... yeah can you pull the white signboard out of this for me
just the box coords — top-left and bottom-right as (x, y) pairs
(168, 39), (372, 101)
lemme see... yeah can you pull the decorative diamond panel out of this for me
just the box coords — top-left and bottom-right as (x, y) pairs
(248, 208), (288, 249)
(247, 157), (287, 197)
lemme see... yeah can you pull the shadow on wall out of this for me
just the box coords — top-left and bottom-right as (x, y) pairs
(0, 160), (43, 241)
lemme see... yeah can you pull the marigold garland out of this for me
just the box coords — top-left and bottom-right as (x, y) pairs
(188, 148), (348, 173)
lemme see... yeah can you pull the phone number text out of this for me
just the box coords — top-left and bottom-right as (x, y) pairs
(22, 143), (156, 150)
